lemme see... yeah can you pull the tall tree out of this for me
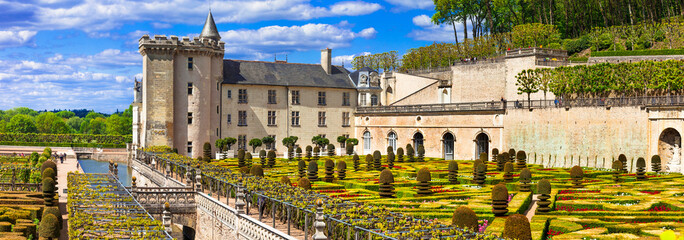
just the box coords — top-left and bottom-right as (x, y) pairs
(433, 0), (462, 42)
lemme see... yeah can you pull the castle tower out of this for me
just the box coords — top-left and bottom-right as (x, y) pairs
(137, 11), (224, 157)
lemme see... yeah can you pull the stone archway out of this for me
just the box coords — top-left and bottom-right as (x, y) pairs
(475, 133), (489, 159)
(659, 128), (681, 171)
(443, 132), (454, 160)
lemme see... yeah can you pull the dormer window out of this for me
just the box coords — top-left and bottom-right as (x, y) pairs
(360, 74), (368, 85)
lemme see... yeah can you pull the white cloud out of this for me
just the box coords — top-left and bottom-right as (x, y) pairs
(332, 52), (370, 67)
(0, 30), (37, 49)
(57, 49), (140, 69)
(408, 14), (472, 42)
(385, 0), (433, 10)
(221, 23), (375, 60)
(4, 0), (382, 32)
(151, 22), (172, 29)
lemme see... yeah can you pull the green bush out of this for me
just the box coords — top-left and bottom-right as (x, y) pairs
(570, 165), (584, 188)
(416, 167), (432, 195)
(448, 161), (459, 184)
(502, 214), (532, 240)
(516, 150), (526, 169)
(267, 150), (276, 167)
(519, 168), (531, 192)
(452, 206), (478, 232)
(280, 176), (291, 185)
(474, 163), (486, 185)
(296, 147), (302, 160)
(503, 162), (514, 182)
(324, 159), (335, 182)
(563, 36), (590, 55)
(327, 144), (335, 156)
(203, 142), (211, 159)
(496, 153), (507, 171)
(652, 155), (661, 173)
(406, 144), (414, 162)
(40, 161), (57, 177)
(508, 149), (516, 162)
(491, 148), (499, 162)
(250, 165), (264, 177)
(618, 154), (628, 172)
(298, 177), (311, 190)
(492, 183), (509, 216)
(373, 150), (382, 170)
(479, 152), (487, 162)
(307, 160), (318, 181)
(612, 160), (623, 183)
(353, 154), (360, 171)
(259, 149), (266, 164)
(38, 213), (60, 239)
(346, 144), (354, 156)
(237, 149), (245, 167)
(43, 206), (62, 230)
(365, 154), (374, 171)
(591, 49), (684, 57)
(305, 146), (312, 159)
(417, 145), (425, 162)
(0, 133), (131, 145)
(387, 151), (395, 169)
(537, 179), (551, 195)
(337, 160), (347, 180)
(379, 169), (394, 184)
(636, 157), (646, 180)
(537, 179), (552, 212)
(397, 147), (404, 162)
(298, 160), (306, 179)
(379, 169), (395, 198)
(313, 146), (320, 160)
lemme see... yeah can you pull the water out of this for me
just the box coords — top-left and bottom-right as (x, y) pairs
(78, 159), (132, 186)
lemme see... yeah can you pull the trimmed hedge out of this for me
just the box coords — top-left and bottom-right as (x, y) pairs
(0, 133), (131, 145)
(0, 141), (126, 148)
(591, 49), (684, 57)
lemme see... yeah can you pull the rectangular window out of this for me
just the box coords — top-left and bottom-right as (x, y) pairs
(187, 57), (193, 70)
(238, 135), (246, 150)
(360, 93), (367, 106)
(187, 112), (193, 125)
(187, 83), (193, 95)
(238, 111), (247, 126)
(268, 90), (277, 104)
(291, 90), (300, 105)
(318, 92), (326, 106)
(343, 92), (350, 106)
(318, 111), (326, 127)
(342, 112), (350, 127)
(267, 135), (276, 149)
(238, 89), (248, 103)
(227, 90), (232, 99)
(267, 111), (277, 126)
(227, 114), (231, 124)
(187, 141), (192, 157)
(291, 111), (300, 126)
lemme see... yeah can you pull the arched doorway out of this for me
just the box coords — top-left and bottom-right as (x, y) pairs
(443, 132), (454, 160)
(387, 131), (397, 152)
(475, 133), (489, 158)
(413, 132), (424, 155)
(363, 131), (372, 155)
(659, 128), (681, 171)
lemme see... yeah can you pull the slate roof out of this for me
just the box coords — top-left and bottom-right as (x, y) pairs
(222, 60), (356, 89)
(348, 67), (376, 86)
(200, 11), (221, 41)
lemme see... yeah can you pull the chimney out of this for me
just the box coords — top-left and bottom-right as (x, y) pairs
(321, 48), (332, 75)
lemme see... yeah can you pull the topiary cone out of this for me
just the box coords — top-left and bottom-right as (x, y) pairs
(536, 179), (551, 212)
(373, 151), (382, 170)
(519, 168), (531, 192)
(365, 154), (373, 171)
(298, 177), (311, 190)
(379, 169), (395, 198)
(259, 149), (266, 165)
(452, 206), (478, 232)
(492, 183), (509, 216)
(337, 161), (347, 180)
(570, 165), (584, 188)
(516, 150), (527, 169)
(396, 147), (404, 162)
(250, 165), (264, 177)
(42, 177), (56, 207)
(416, 167), (432, 195)
(636, 157), (646, 180)
(491, 148), (499, 162)
(267, 150), (276, 167)
(618, 154), (628, 173)
(502, 214), (532, 240)
(612, 160), (623, 183)
(479, 152), (488, 162)
(448, 161), (459, 184)
(474, 163), (486, 185)
(324, 159), (335, 182)
(508, 149), (516, 163)
(352, 154), (360, 171)
(307, 160), (318, 181)
(651, 155), (661, 173)
(497, 153), (507, 172)
(237, 149), (245, 167)
(503, 162), (514, 182)
(298, 160), (306, 179)
(387, 151), (395, 169)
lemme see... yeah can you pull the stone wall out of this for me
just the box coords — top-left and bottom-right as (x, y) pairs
(130, 159), (187, 187)
(391, 73), (437, 105)
(392, 82), (439, 105)
(588, 55), (684, 64)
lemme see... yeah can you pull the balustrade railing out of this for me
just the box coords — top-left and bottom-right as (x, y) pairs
(356, 101), (504, 114)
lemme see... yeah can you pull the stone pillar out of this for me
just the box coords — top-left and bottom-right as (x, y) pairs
(151, 157), (156, 169)
(235, 179), (246, 215)
(163, 202), (172, 233)
(131, 176), (138, 198)
(312, 199), (327, 240)
(195, 171), (202, 192)
(113, 163), (119, 179)
(165, 163), (171, 178)
(185, 170), (192, 187)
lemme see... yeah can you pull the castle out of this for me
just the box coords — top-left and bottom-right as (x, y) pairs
(133, 12), (684, 172)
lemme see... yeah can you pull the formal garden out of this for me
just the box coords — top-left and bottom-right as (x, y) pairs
(139, 143), (684, 240)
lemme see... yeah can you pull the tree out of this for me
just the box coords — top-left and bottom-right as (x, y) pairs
(55, 110), (75, 119)
(66, 117), (83, 133)
(105, 114), (128, 135)
(248, 138), (262, 152)
(50, 119), (71, 134)
(337, 135), (348, 148)
(35, 112), (61, 133)
(224, 137), (237, 150)
(432, 0), (462, 43)
(87, 117), (106, 134)
(262, 136), (275, 150)
(85, 111), (104, 120)
(515, 69), (539, 108)
(7, 114), (37, 133)
(311, 136), (330, 149)
(282, 136), (299, 148)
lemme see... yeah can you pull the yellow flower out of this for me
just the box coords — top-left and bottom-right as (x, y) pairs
(661, 230), (679, 240)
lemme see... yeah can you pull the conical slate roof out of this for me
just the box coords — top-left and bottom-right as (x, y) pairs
(200, 11), (221, 41)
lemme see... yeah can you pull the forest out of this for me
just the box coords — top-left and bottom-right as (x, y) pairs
(0, 106), (132, 135)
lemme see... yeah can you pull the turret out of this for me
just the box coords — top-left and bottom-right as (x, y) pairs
(200, 11), (221, 41)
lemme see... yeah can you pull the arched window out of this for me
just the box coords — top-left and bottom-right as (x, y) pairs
(363, 131), (371, 154)
(371, 94), (378, 106)
(388, 132), (397, 152)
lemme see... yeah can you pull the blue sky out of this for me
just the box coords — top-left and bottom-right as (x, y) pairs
(0, 0), (469, 113)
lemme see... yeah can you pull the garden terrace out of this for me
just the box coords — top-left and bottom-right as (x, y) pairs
(67, 172), (171, 239)
(139, 150), (501, 240)
(0, 158), (42, 192)
(0, 133), (131, 148)
(138, 147), (684, 239)
(355, 101), (505, 115)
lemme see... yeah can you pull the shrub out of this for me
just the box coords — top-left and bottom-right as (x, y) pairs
(379, 169), (395, 198)
(451, 206), (478, 232)
(652, 155), (661, 173)
(497, 152), (508, 171)
(42, 177), (56, 206)
(237, 149), (246, 167)
(245, 152), (253, 167)
(636, 157), (646, 180)
(298, 160), (306, 179)
(43, 206), (62, 230)
(38, 213), (60, 239)
(298, 178), (311, 190)
(239, 166), (249, 174)
(288, 146), (294, 159)
(416, 167), (432, 195)
(570, 165), (584, 188)
(516, 150), (526, 169)
(259, 150), (266, 165)
(474, 163), (486, 185)
(365, 154), (374, 171)
(618, 154), (628, 173)
(313, 146), (320, 159)
(473, 159), (484, 175)
(324, 159), (335, 182)
(307, 160), (318, 181)
(479, 152), (487, 162)
(537, 178), (552, 212)
(387, 146), (393, 154)
(397, 147), (404, 162)
(503, 162), (514, 182)
(353, 154), (360, 171)
(491, 148), (499, 162)
(492, 183), (509, 216)
(406, 144), (414, 162)
(305, 146), (312, 160)
(519, 168), (531, 192)
(612, 160), (623, 183)
(502, 214), (532, 240)
(296, 147), (302, 161)
(280, 176), (291, 185)
(41, 161), (57, 177)
(250, 165), (264, 177)
(417, 145), (425, 162)
(448, 161), (458, 184)
(346, 144), (354, 156)
(373, 150), (382, 170)
(387, 151), (395, 169)
(203, 142), (211, 159)
(267, 150), (276, 167)
(337, 160), (347, 180)
(327, 144), (335, 156)
(42, 168), (55, 181)
(508, 149), (516, 163)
